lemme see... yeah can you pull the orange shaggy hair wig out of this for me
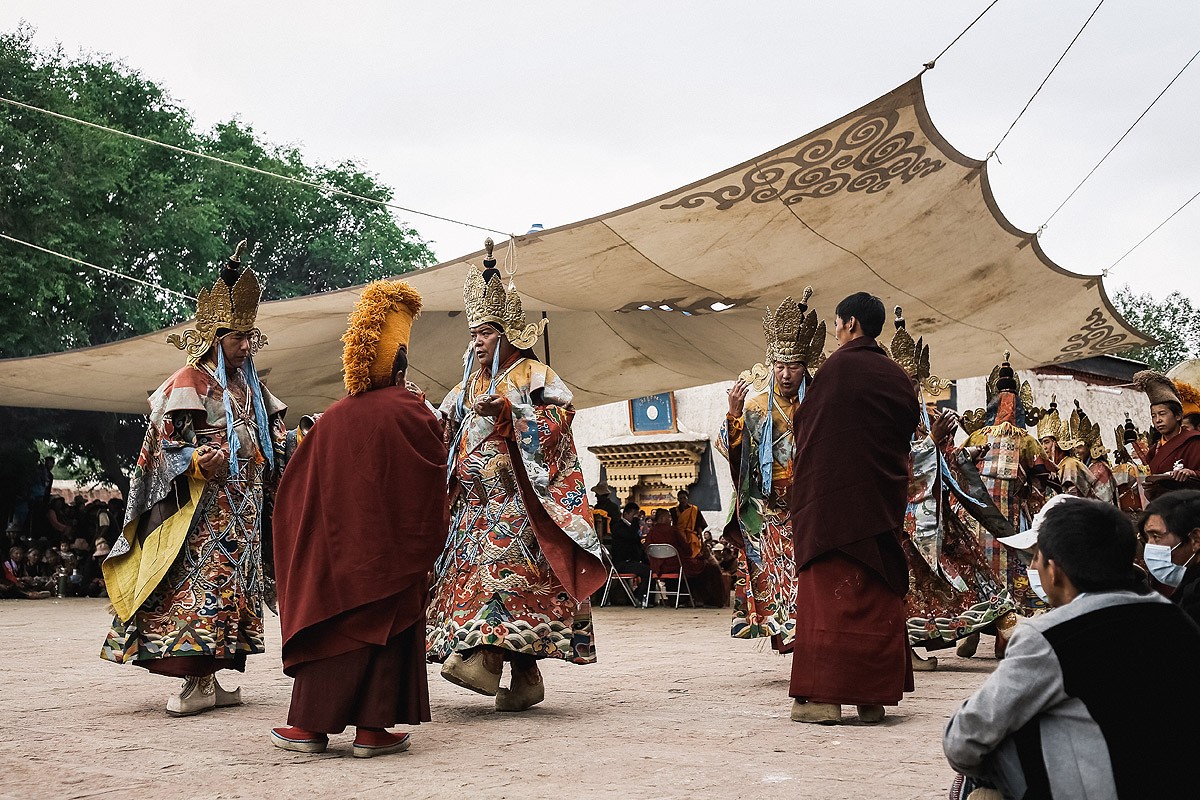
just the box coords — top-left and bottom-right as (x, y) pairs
(341, 280), (423, 395)
(1177, 380), (1200, 417)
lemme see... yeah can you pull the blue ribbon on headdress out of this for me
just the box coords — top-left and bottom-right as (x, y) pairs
(758, 377), (805, 496)
(244, 355), (275, 471)
(214, 344), (274, 478)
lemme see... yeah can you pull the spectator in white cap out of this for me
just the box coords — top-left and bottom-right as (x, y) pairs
(994, 494), (1083, 606)
(944, 498), (1200, 799)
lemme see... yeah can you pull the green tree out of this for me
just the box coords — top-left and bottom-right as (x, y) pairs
(0, 25), (435, 520)
(1111, 285), (1200, 372)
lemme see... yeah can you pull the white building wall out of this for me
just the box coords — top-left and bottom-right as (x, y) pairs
(573, 381), (736, 520)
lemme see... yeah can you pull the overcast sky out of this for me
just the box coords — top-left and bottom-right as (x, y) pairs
(4, 1), (1198, 302)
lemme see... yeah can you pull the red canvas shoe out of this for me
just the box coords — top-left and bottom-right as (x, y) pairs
(270, 726), (328, 753)
(352, 729), (411, 759)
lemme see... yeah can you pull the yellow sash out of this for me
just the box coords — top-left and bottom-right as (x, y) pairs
(102, 476), (206, 622)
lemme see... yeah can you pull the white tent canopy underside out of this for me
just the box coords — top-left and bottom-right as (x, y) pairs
(0, 76), (1149, 416)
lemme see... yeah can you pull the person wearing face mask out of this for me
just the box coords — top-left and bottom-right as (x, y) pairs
(1140, 490), (1200, 627)
(943, 498), (1200, 800)
(992, 494), (1084, 609)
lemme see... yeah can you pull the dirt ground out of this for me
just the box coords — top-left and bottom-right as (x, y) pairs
(0, 598), (999, 799)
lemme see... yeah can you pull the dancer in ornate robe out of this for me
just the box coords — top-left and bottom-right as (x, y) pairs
(789, 293), (918, 725)
(1054, 399), (1116, 504)
(270, 281), (448, 757)
(428, 242), (604, 712)
(1112, 415), (1148, 515)
(100, 241), (286, 716)
(717, 290), (825, 651)
(958, 354), (1048, 618)
(886, 310), (1018, 670)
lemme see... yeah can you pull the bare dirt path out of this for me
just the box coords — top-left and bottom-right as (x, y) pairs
(0, 599), (996, 799)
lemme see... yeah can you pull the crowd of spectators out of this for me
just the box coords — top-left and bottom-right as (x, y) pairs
(3, 475), (122, 601)
(591, 485), (736, 608)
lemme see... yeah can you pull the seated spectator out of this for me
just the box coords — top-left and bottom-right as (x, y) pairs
(944, 499), (1200, 799)
(41, 549), (63, 592)
(1141, 489), (1200, 626)
(70, 536), (91, 560)
(716, 534), (740, 578)
(644, 508), (726, 607)
(608, 502), (652, 606)
(3, 545), (46, 599)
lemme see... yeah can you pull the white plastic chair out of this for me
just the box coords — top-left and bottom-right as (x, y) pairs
(644, 543), (694, 608)
(598, 542), (641, 607)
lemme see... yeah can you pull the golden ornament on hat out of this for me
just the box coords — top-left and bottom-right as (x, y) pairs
(462, 238), (546, 351)
(167, 239), (266, 364)
(887, 307), (952, 400)
(1060, 399), (1103, 453)
(1035, 395), (1064, 442)
(762, 286), (826, 369)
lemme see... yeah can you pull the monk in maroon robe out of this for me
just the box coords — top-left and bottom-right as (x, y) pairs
(270, 281), (449, 758)
(644, 509), (726, 606)
(1137, 370), (1200, 500)
(788, 292), (919, 725)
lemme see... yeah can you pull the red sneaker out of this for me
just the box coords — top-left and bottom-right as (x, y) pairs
(352, 729), (411, 758)
(270, 726), (328, 753)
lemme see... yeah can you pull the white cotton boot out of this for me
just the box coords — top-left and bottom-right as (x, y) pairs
(213, 675), (242, 708)
(166, 675), (216, 717)
(911, 648), (938, 672)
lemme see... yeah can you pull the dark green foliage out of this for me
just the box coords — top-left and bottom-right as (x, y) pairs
(1111, 285), (1200, 372)
(0, 24), (434, 507)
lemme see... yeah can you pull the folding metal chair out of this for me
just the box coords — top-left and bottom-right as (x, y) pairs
(644, 543), (694, 608)
(598, 543), (640, 607)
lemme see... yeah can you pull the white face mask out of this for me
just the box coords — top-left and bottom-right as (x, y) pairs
(1026, 567), (1051, 604)
(1143, 542), (1195, 588)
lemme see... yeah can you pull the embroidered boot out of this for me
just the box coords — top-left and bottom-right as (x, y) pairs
(213, 675), (242, 708)
(440, 648), (503, 696)
(495, 663), (545, 712)
(993, 611), (1019, 659)
(166, 675), (216, 717)
(956, 632), (980, 658)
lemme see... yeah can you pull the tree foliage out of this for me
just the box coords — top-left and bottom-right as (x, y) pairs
(0, 25), (435, 513)
(1111, 285), (1200, 372)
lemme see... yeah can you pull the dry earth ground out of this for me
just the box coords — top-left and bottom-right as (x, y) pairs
(0, 599), (997, 799)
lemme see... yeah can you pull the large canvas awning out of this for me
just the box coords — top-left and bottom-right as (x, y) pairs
(0, 75), (1150, 416)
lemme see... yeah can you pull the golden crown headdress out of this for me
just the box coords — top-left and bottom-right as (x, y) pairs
(763, 287), (826, 369)
(887, 307), (953, 400)
(1034, 395), (1063, 442)
(1060, 399), (1102, 452)
(961, 351), (1036, 435)
(462, 238), (546, 351)
(1113, 413), (1145, 463)
(983, 351), (1036, 411)
(167, 239), (266, 364)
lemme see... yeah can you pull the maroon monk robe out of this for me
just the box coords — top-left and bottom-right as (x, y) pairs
(273, 386), (449, 733)
(644, 522), (727, 607)
(1146, 430), (1200, 500)
(787, 336), (919, 706)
